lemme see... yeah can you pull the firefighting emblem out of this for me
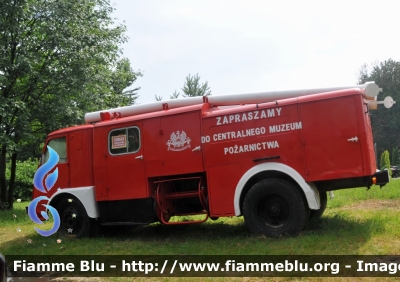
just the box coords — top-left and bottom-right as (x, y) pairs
(166, 130), (191, 151)
(28, 146), (60, 236)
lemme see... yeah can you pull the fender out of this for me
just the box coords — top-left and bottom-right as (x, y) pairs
(234, 162), (320, 216)
(49, 186), (99, 218)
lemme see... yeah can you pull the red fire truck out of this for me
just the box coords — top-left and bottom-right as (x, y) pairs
(33, 82), (391, 237)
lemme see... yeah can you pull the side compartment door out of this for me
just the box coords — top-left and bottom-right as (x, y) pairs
(160, 111), (203, 175)
(300, 96), (363, 181)
(105, 123), (147, 200)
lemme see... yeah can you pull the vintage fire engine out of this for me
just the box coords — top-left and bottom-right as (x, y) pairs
(33, 82), (392, 237)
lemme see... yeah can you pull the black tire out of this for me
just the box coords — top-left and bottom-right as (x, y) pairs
(309, 191), (327, 220)
(56, 196), (95, 238)
(243, 178), (308, 237)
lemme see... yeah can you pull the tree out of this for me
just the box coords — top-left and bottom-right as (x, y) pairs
(155, 95), (163, 101)
(0, 0), (140, 209)
(170, 90), (180, 99)
(380, 150), (391, 176)
(358, 59), (400, 159)
(181, 73), (211, 97)
(109, 58), (142, 106)
(392, 146), (399, 166)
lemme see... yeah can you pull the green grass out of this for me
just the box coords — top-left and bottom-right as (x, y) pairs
(2, 180), (400, 282)
(2, 180), (400, 257)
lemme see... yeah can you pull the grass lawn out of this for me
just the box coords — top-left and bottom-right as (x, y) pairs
(2, 179), (400, 281)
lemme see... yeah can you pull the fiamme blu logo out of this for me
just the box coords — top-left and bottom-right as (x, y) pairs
(27, 146), (60, 236)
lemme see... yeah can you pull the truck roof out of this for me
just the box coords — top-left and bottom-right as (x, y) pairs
(48, 88), (366, 134)
(48, 124), (94, 136)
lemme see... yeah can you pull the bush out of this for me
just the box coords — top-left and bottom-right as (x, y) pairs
(6, 159), (39, 201)
(380, 150), (391, 177)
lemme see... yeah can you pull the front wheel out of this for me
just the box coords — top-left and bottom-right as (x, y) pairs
(56, 196), (95, 238)
(243, 179), (308, 237)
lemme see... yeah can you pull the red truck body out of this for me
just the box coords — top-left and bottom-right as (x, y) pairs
(33, 84), (389, 237)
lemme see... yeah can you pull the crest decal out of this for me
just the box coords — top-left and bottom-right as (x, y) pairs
(167, 130), (191, 151)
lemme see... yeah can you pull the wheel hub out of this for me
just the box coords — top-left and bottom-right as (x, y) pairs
(62, 207), (81, 231)
(269, 204), (281, 216)
(257, 195), (290, 228)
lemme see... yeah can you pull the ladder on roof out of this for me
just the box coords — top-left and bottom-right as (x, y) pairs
(84, 82), (383, 123)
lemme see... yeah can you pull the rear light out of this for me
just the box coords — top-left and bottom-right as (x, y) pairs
(371, 176), (377, 185)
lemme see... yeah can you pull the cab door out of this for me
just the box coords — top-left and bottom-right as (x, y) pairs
(105, 123), (147, 200)
(45, 135), (70, 190)
(32, 135), (69, 220)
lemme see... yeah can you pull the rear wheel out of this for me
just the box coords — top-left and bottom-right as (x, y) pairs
(243, 178), (308, 237)
(56, 196), (96, 238)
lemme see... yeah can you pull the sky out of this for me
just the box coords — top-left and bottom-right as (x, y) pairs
(111, 0), (400, 105)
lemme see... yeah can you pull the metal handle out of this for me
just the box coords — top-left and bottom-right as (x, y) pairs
(135, 155), (143, 159)
(192, 146), (201, 151)
(347, 137), (358, 142)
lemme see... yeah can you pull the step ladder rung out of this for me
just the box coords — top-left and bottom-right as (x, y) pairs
(166, 191), (199, 199)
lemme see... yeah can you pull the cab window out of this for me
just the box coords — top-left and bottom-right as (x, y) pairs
(109, 127), (140, 155)
(44, 137), (67, 163)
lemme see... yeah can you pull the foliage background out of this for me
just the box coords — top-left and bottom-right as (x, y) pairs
(0, 0), (141, 209)
(5, 158), (37, 201)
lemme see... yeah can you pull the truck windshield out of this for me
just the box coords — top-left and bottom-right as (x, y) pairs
(44, 137), (67, 163)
